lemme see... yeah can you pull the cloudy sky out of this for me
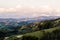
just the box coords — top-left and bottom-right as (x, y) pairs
(0, 0), (60, 18)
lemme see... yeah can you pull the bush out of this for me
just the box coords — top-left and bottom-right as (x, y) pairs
(40, 29), (60, 40)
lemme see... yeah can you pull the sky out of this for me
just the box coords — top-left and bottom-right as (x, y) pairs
(0, 0), (60, 18)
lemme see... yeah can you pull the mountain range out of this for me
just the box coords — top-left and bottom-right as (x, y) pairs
(0, 16), (60, 29)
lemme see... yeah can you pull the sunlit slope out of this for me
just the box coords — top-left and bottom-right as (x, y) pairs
(24, 27), (60, 38)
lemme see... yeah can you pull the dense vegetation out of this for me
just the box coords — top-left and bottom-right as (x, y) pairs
(21, 28), (60, 40)
(0, 18), (60, 40)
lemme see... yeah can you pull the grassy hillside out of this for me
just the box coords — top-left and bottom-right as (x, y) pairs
(21, 27), (60, 40)
(0, 18), (60, 40)
(23, 27), (60, 38)
(6, 27), (60, 40)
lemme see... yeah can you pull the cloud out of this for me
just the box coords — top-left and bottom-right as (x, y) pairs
(32, 13), (50, 17)
(0, 5), (51, 12)
(0, 8), (16, 12)
(0, 8), (6, 12)
(6, 8), (16, 12)
(16, 4), (21, 8)
(0, 5), (60, 18)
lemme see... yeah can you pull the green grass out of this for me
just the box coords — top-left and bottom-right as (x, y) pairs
(23, 27), (60, 38)
(6, 27), (60, 40)
(24, 31), (43, 38)
(44, 27), (60, 33)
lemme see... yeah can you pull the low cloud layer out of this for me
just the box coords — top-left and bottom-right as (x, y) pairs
(0, 5), (60, 18)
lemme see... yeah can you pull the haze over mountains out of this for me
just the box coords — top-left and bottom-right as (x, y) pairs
(0, 16), (60, 22)
(0, 16), (59, 26)
(0, 16), (59, 30)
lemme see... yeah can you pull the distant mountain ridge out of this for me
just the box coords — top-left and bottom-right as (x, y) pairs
(0, 16), (60, 29)
(0, 16), (60, 22)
